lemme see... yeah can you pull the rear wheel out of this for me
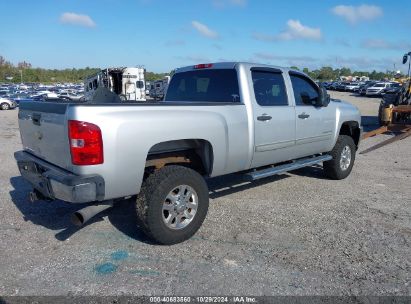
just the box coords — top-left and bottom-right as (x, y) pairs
(136, 165), (209, 245)
(1, 103), (10, 110)
(323, 135), (356, 180)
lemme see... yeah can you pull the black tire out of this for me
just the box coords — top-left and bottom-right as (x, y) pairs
(1, 103), (10, 110)
(323, 135), (356, 180)
(136, 165), (209, 245)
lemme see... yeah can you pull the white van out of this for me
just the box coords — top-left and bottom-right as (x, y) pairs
(84, 67), (146, 102)
(151, 76), (170, 100)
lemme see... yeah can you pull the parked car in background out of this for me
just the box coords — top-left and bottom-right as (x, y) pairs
(366, 82), (391, 96)
(0, 90), (10, 97)
(336, 82), (350, 91)
(358, 82), (377, 96)
(31, 91), (59, 100)
(319, 82), (332, 89)
(345, 83), (361, 92)
(381, 82), (401, 95)
(0, 97), (17, 110)
(328, 82), (340, 90)
(352, 82), (365, 92)
(58, 92), (84, 102)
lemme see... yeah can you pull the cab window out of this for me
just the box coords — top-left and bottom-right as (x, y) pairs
(290, 74), (319, 106)
(252, 70), (288, 106)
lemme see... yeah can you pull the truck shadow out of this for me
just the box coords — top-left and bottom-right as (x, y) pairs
(361, 115), (379, 132)
(8, 176), (151, 243)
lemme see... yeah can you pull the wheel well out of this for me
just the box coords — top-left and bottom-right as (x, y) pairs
(145, 139), (214, 176)
(339, 121), (361, 148)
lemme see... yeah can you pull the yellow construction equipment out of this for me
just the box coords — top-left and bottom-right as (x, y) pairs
(361, 52), (411, 154)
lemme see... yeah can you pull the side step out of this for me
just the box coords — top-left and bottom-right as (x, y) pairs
(245, 155), (332, 181)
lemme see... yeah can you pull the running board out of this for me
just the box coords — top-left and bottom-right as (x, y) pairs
(245, 155), (333, 181)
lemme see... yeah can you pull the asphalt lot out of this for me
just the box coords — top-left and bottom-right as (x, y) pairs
(0, 92), (410, 296)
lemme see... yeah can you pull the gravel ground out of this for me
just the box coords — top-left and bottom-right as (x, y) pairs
(0, 92), (410, 296)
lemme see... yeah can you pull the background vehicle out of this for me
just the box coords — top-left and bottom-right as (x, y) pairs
(15, 62), (361, 245)
(358, 82), (377, 96)
(344, 83), (356, 92)
(84, 67), (146, 102)
(328, 82), (340, 90)
(366, 82), (391, 96)
(0, 97), (17, 110)
(151, 76), (170, 100)
(58, 92), (84, 102)
(381, 82), (401, 95)
(336, 82), (350, 91)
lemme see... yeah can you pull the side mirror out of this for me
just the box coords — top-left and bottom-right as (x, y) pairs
(317, 87), (330, 107)
(300, 92), (312, 105)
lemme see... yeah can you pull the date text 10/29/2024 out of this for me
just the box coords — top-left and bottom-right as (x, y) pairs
(149, 297), (257, 303)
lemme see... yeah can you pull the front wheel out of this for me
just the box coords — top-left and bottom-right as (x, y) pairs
(323, 135), (356, 180)
(136, 165), (209, 245)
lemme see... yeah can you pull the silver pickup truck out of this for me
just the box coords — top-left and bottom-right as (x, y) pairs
(15, 62), (362, 244)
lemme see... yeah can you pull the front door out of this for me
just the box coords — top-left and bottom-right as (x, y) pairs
(250, 68), (296, 168)
(289, 73), (334, 158)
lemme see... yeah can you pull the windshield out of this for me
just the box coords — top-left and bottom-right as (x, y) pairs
(374, 83), (385, 87)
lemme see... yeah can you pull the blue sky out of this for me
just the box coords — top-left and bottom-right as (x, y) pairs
(1, 0), (410, 73)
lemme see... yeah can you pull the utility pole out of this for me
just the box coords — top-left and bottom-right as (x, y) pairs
(19, 70), (23, 83)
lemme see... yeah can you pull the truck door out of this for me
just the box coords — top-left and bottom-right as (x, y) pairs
(250, 68), (297, 168)
(289, 72), (334, 158)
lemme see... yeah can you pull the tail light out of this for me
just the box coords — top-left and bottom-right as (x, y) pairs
(68, 120), (103, 165)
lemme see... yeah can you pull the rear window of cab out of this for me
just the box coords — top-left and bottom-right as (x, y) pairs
(165, 69), (240, 103)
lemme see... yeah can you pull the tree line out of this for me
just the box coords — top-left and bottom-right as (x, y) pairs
(0, 55), (395, 84)
(290, 66), (394, 81)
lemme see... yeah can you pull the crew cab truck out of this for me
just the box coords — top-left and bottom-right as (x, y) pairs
(15, 62), (362, 244)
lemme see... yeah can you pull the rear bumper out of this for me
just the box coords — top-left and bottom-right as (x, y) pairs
(14, 151), (105, 203)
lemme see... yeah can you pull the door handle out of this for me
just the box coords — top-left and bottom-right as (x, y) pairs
(298, 113), (310, 119)
(257, 114), (272, 121)
(32, 113), (41, 125)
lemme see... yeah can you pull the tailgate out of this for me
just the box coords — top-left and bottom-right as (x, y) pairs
(18, 101), (72, 170)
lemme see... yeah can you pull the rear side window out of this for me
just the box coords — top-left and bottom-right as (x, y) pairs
(252, 71), (288, 106)
(290, 74), (319, 106)
(165, 69), (240, 102)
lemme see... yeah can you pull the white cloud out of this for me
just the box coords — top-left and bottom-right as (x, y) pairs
(191, 21), (219, 39)
(332, 5), (383, 24)
(60, 12), (96, 28)
(253, 20), (321, 42)
(277, 20), (322, 41)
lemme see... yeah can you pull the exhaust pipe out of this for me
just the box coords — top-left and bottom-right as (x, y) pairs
(71, 202), (113, 227)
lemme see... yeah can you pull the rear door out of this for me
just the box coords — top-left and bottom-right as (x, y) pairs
(250, 68), (296, 168)
(289, 72), (334, 157)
